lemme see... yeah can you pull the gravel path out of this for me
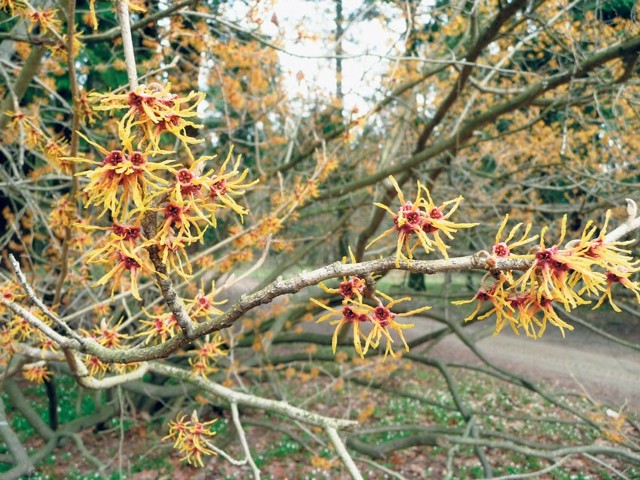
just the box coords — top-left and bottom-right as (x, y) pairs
(422, 317), (640, 411)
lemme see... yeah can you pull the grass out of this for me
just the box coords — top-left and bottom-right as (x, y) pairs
(234, 357), (638, 479)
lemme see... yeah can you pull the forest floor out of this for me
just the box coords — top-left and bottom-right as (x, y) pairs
(11, 278), (640, 479)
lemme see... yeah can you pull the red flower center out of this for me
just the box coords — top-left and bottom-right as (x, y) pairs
(492, 242), (510, 257)
(128, 92), (144, 109)
(539, 296), (553, 308)
(339, 281), (354, 298)
(130, 152), (146, 167)
(606, 271), (622, 283)
(475, 290), (491, 302)
(197, 296), (211, 307)
(121, 255), (140, 270)
(112, 223), (127, 236)
(374, 306), (393, 326)
(535, 248), (554, 267)
(103, 150), (125, 166)
(405, 210), (421, 225)
(341, 306), (358, 323)
(112, 223), (141, 241)
(422, 219), (439, 233)
(509, 295), (528, 309)
(164, 203), (183, 222)
(176, 169), (194, 184)
(210, 179), (228, 198)
(552, 260), (569, 273)
(430, 207), (443, 219)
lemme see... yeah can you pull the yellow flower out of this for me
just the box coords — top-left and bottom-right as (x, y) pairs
(41, 136), (71, 174)
(311, 299), (371, 357)
(0, 281), (24, 315)
(592, 270), (640, 312)
(526, 295), (574, 338)
(22, 364), (51, 384)
(136, 309), (179, 344)
(516, 217), (602, 311)
(415, 180), (478, 258)
(92, 246), (155, 301)
(568, 211), (640, 301)
(363, 298), (429, 358)
(186, 282), (227, 321)
(91, 83), (204, 152)
(88, 318), (129, 348)
(26, 8), (61, 35)
(367, 176), (477, 266)
(491, 214), (538, 258)
(66, 133), (174, 220)
(318, 248), (367, 303)
(164, 411), (217, 467)
(49, 195), (78, 236)
(453, 275), (516, 334)
(85, 355), (109, 378)
(200, 148), (259, 224)
(149, 232), (193, 280)
(80, 220), (146, 265)
(155, 200), (209, 245)
(0, 0), (25, 16)
(189, 333), (227, 378)
(574, 211), (640, 272)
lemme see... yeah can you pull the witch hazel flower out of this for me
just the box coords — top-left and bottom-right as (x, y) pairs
(452, 274), (516, 333)
(311, 299), (372, 358)
(367, 176), (477, 266)
(91, 83), (205, 153)
(530, 217), (611, 309)
(491, 214), (538, 259)
(363, 297), (430, 358)
(65, 133), (174, 220)
(92, 245), (155, 301)
(318, 248), (367, 303)
(164, 411), (217, 467)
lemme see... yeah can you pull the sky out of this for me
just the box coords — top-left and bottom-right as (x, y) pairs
(223, 0), (408, 114)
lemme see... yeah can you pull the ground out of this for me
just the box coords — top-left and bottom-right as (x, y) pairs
(6, 277), (640, 479)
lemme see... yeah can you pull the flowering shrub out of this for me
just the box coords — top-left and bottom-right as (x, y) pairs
(1, 0), (639, 476)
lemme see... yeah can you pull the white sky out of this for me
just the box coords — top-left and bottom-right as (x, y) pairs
(224, 0), (408, 114)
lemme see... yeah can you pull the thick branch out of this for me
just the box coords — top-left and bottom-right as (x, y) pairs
(319, 35), (640, 199)
(414, 0), (530, 152)
(0, 398), (34, 475)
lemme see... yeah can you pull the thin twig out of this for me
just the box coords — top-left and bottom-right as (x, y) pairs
(150, 362), (356, 430)
(230, 402), (260, 479)
(8, 254), (84, 344)
(115, 0), (138, 90)
(326, 427), (364, 480)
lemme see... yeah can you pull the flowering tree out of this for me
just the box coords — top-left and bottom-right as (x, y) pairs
(1, 0), (639, 478)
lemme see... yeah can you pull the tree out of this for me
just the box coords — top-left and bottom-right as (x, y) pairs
(1, 0), (639, 478)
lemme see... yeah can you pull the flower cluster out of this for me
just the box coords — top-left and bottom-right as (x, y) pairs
(91, 83), (204, 153)
(164, 411), (217, 467)
(312, 251), (430, 358)
(22, 363), (52, 384)
(456, 212), (640, 338)
(135, 308), (179, 344)
(188, 333), (227, 378)
(0, 285), (63, 378)
(64, 83), (257, 301)
(79, 318), (136, 378)
(367, 176), (477, 265)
